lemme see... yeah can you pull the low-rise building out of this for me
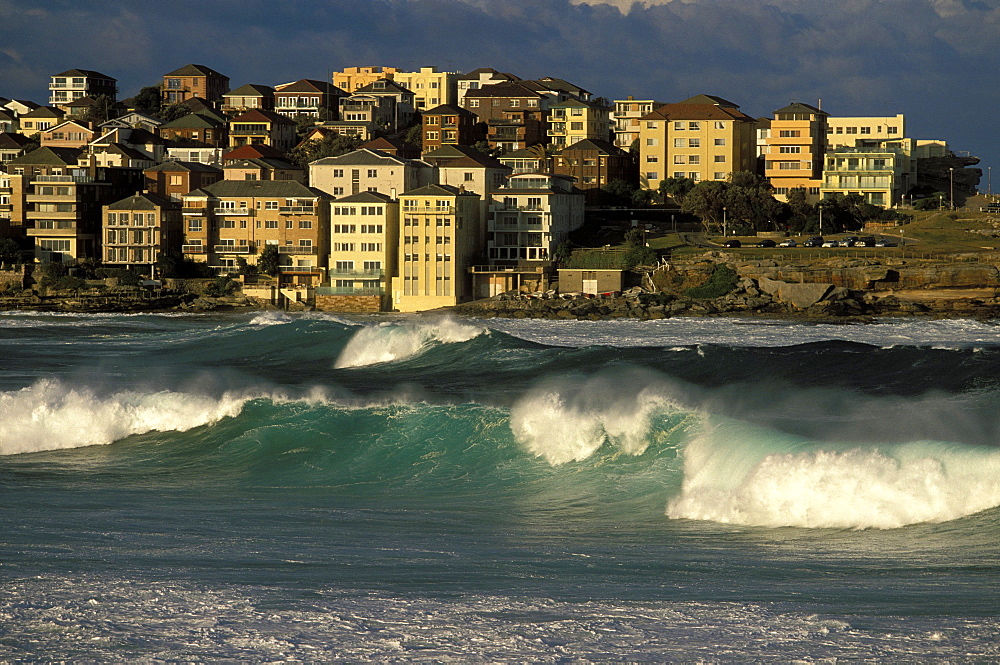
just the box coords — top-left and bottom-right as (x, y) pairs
(19, 107), (65, 137)
(220, 84), (275, 115)
(223, 157), (304, 183)
(826, 114), (905, 150)
(0, 133), (34, 163)
(392, 66), (458, 112)
(612, 97), (664, 149)
(144, 161), (223, 201)
(763, 102), (828, 202)
(39, 120), (96, 150)
(49, 69), (117, 109)
(159, 111), (228, 147)
(547, 99), (611, 149)
(309, 148), (434, 199)
(180, 180), (330, 285)
(332, 66), (400, 94)
(162, 64), (230, 104)
(273, 79), (347, 119)
(552, 138), (635, 200)
(102, 192), (181, 275)
(228, 109), (297, 152)
(421, 104), (481, 151)
(821, 142), (912, 207)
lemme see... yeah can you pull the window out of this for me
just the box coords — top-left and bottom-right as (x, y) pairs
(714, 172), (726, 180)
(646, 156), (658, 163)
(333, 169), (344, 178)
(335, 261), (355, 271)
(688, 155), (700, 165)
(299, 220), (313, 229)
(265, 220), (278, 228)
(714, 155), (726, 162)
(361, 224), (383, 233)
(673, 171), (685, 178)
(188, 219), (202, 232)
(714, 122), (726, 129)
(673, 121), (684, 130)
(714, 138), (726, 146)
(333, 224), (357, 233)
(425, 131), (439, 140)
(860, 126), (871, 135)
(779, 130), (801, 138)
(570, 122), (583, 130)
(363, 261), (381, 271)
(674, 138), (685, 148)
(468, 99), (479, 108)
(688, 138), (700, 148)
(367, 169), (377, 178)
(333, 187), (344, 196)
(688, 122), (700, 130)
(264, 201), (278, 210)
(647, 172), (659, 180)
(846, 127), (857, 134)
(646, 138), (658, 146)
(674, 155), (686, 164)
(169, 175), (182, 185)
(887, 126), (898, 134)
(285, 220), (294, 229)
(360, 242), (382, 252)
(778, 146), (801, 153)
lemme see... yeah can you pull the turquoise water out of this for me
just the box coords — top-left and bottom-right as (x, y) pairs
(1, 312), (999, 660)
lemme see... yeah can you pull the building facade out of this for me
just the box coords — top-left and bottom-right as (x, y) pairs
(392, 67), (458, 112)
(309, 148), (434, 199)
(162, 64), (230, 104)
(323, 191), (399, 311)
(102, 192), (181, 274)
(547, 99), (612, 149)
(228, 109), (297, 152)
(421, 104), (481, 151)
(763, 102), (828, 202)
(49, 69), (117, 108)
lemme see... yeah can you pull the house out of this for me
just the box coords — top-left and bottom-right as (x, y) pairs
(392, 67), (458, 112)
(4, 100), (41, 117)
(273, 79), (346, 119)
(221, 84), (275, 115)
(319, 191), (399, 312)
(227, 109), (297, 152)
(552, 138), (635, 200)
(0, 110), (17, 133)
(222, 143), (289, 162)
(0, 133), (34, 163)
(18, 107), (66, 137)
(763, 102), (829, 202)
(393, 183), (482, 312)
(88, 143), (156, 169)
(162, 64), (230, 104)
(159, 111), (228, 147)
(424, 146), (511, 196)
(164, 139), (226, 167)
(547, 99), (612, 149)
(498, 147), (549, 175)
(89, 127), (166, 163)
(179, 180), (330, 285)
(49, 69), (117, 109)
(359, 136), (420, 159)
(309, 148), (435, 199)
(223, 157), (304, 183)
(421, 104), (481, 151)
(338, 94), (397, 130)
(331, 66), (400, 93)
(144, 161), (223, 201)
(300, 121), (381, 143)
(39, 120), (95, 150)
(638, 94), (757, 192)
(99, 112), (162, 134)
(347, 79), (416, 132)
(102, 192), (182, 274)
(456, 68), (521, 104)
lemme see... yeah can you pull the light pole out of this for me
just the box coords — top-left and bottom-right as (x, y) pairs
(949, 167), (955, 210)
(722, 206), (727, 238)
(818, 201), (823, 236)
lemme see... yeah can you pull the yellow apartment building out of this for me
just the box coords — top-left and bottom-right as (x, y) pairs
(547, 99), (612, 149)
(763, 102), (828, 202)
(638, 94), (756, 192)
(392, 184), (481, 312)
(102, 192), (181, 276)
(322, 191), (399, 311)
(612, 97), (662, 149)
(392, 67), (458, 111)
(826, 114), (905, 150)
(332, 66), (400, 94)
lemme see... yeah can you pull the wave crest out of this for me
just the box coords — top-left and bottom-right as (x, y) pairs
(0, 379), (248, 456)
(666, 421), (1000, 529)
(334, 317), (485, 368)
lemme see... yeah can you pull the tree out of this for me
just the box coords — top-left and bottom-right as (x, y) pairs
(236, 257), (258, 277)
(786, 187), (812, 232)
(130, 84), (163, 116)
(602, 179), (637, 206)
(404, 123), (423, 147)
(288, 133), (363, 168)
(658, 177), (695, 205)
(681, 180), (729, 233)
(159, 103), (191, 122)
(292, 113), (319, 138)
(553, 241), (572, 267)
(621, 228), (657, 269)
(0, 238), (24, 265)
(258, 244), (280, 277)
(82, 94), (116, 125)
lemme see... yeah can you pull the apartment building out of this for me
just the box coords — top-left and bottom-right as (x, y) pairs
(547, 99), (612, 149)
(273, 79), (347, 119)
(821, 141), (912, 207)
(49, 69), (117, 109)
(462, 82), (549, 152)
(102, 192), (181, 274)
(332, 66), (400, 93)
(552, 138), (634, 201)
(180, 180), (330, 285)
(612, 97), (663, 149)
(159, 111), (228, 147)
(638, 94), (756, 192)
(456, 68), (520, 104)
(162, 64), (230, 104)
(393, 184), (481, 312)
(223, 157), (304, 183)
(347, 79), (416, 132)
(309, 148), (434, 199)
(220, 84), (275, 115)
(826, 114), (905, 150)
(392, 67), (458, 112)
(321, 191), (399, 311)
(763, 102), (828, 202)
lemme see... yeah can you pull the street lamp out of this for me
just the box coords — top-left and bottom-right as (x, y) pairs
(949, 167), (955, 210)
(818, 201), (824, 236)
(722, 206), (727, 237)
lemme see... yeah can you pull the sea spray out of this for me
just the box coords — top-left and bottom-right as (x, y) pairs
(0, 378), (249, 456)
(666, 418), (1000, 529)
(334, 317), (485, 368)
(509, 369), (688, 464)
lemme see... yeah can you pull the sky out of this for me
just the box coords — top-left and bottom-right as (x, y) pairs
(0, 0), (997, 187)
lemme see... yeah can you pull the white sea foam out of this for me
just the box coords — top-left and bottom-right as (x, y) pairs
(248, 311), (293, 326)
(0, 379), (248, 456)
(666, 419), (1000, 529)
(334, 317), (485, 368)
(509, 370), (682, 464)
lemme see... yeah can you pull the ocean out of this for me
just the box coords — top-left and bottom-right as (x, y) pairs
(1, 311), (999, 661)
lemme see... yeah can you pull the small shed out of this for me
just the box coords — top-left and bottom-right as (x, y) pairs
(557, 269), (624, 295)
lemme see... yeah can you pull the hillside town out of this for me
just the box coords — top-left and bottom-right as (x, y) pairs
(0, 63), (986, 313)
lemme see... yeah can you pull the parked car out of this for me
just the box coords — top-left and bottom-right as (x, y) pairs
(857, 236), (876, 247)
(839, 236), (860, 247)
(757, 239), (776, 248)
(723, 239), (742, 248)
(875, 238), (897, 247)
(803, 236), (824, 247)
(778, 239), (798, 247)
(822, 240), (839, 248)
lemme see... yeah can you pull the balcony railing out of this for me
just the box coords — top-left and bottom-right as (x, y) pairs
(277, 245), (317, 254)
(316, 286), (384, 296)
(214, 244), (254, 254)
(278, 265), (322, 273)
(32, 175), (95, 183)
(182, 244), (206, 254)
(279, 206), (315, 214)
(215, 207), (252, 216)
(327, 268), (384, 278)
(401, 206), (454, 214)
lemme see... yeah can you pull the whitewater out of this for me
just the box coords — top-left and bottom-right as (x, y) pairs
(1, 312), (999, 660)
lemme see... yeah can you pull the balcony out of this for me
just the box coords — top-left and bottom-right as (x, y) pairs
(215, 207), (252, 216)
(214, 244), (254, 254)
(31, 175), (94, 184)
(278, 265), (322, 274)
(316, 286), (383, 296)
(401, 206), (454, 214)
(279, 206), (315, 214)
(182, 207), (209, 216)
(182, 244), (207, 254)
(277, 245), (317, 254)
(328, 268), (384, 278)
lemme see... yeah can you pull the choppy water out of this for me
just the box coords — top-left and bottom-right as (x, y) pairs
(2, 311), (999, 661)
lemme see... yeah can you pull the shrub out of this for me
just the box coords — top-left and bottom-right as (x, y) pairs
(204, 276), (239, 298)
(685, 264), (738, 299)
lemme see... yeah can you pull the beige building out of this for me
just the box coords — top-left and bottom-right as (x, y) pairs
(102, 192), (181, 275)
(309, 148), (434, 199)
(826, 114), (905, 150)
(332, 66), (400, 93)
(763, 102), (828, 202)
(180, 180), (330, 285)
(392, 184), (482, 312)
(392, 67), (458, 112)
(638, 94), (757, 192)
(821, 142), (912, 207)
(322, 191), (399, 311)
(547, 99), (612, 149)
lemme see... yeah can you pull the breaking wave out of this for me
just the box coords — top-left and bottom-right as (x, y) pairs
(334, 317), (486, 368)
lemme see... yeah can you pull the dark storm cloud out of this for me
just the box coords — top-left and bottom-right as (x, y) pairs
(0, 0), (996, 170)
